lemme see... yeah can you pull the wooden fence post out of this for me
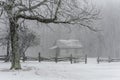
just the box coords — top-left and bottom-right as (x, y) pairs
(108, 56), (111, 63)
(23, 53), (26, 62)
(85, 54), (87, 64)
(55, 53), (58, 63)
(38, 52), (41, 62)
(70, 54), (73, 64)
(97, 56), (100, 64)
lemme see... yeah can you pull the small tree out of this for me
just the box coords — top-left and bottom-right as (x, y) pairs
(0, 30), (10, 62)
(18, 27), (40, 59)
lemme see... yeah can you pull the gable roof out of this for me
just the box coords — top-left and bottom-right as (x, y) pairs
(50, 39), (82, 49)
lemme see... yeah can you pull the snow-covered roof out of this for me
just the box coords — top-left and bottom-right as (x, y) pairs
(50, 39), (82, 49)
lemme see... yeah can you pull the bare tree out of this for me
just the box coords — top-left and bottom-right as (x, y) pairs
(0, 0), (99, 70)
(0, 27), (39, 62)
(18, 27), (40, 60)
(0, 29), (10, 62)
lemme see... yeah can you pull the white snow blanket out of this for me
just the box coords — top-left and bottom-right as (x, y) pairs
(0, 58), (120, 80)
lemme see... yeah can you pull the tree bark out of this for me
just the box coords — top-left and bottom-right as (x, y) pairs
(9, 19), (21, 70)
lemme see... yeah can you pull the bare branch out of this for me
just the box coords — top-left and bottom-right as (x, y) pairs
(18, 0), (48, 13)
(54, 0), (61, 20)
(17, 14), (55, 23)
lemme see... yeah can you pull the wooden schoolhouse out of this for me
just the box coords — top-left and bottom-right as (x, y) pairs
(50, 39), (83, 58)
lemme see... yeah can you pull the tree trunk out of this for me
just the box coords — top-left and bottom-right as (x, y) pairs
(9, 19), (21, 70)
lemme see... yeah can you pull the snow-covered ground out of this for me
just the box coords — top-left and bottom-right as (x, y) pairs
(0, 58), (120, 80)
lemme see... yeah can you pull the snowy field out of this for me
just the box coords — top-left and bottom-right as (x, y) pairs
(0, 58), (120, 80)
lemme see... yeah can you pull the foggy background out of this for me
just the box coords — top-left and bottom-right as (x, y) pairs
(0, 0), (120, 58)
